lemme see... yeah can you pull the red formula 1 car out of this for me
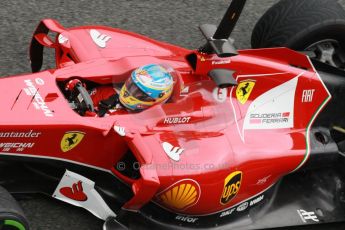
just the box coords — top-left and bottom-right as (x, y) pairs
(2, 0), (345, 229)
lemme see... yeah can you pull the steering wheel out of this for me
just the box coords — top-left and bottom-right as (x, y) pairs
(72, 83), (95, 115)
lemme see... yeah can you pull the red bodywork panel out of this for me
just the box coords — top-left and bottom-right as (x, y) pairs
(1, 19), (330, 215)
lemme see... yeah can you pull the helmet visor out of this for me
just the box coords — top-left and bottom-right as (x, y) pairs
(125, 78), (155, 102)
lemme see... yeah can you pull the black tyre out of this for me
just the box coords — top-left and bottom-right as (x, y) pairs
(251, 0), (345, 68)
(0, 186), (29, 230)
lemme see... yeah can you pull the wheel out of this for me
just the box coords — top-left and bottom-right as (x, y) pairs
(251, 0), (345, 69)
(0, 186), (29, 230)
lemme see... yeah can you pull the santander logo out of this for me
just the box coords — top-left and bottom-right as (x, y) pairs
(52, 170), (116, 219)
(90, 29), (111, 48)
(162, 142), (184, 161)
(59, 181), (88, 202)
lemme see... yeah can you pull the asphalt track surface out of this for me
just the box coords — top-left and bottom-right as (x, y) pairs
(2, 0), (345, 229)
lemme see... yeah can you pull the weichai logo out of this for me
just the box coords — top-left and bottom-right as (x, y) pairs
(220, 171), (242, 205)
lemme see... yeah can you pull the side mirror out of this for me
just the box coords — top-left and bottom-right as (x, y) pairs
(34, 33), (57, 48)
(208, 68), (238, 88)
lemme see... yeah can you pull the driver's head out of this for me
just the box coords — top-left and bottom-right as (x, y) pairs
(119, 64), (174, 111)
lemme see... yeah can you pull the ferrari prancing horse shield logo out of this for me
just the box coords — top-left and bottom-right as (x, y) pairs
(60, 131), (85, 152)
(236, 80), (256, 104)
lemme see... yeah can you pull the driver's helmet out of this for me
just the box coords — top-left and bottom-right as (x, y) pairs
(119, 64), (174, 111)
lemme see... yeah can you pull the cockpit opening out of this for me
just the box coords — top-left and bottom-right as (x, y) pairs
(57, 63), (183, 117)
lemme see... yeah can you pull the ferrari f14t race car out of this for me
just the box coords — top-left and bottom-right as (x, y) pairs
(2, 0), (345, 229)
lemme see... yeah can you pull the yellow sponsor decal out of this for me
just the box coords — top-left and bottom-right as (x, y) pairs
(220, 171), (242, 205)
(157, 179), (200, 211)
(119, 84), (151, 107)
(60, 131), (85, 152)
(136, 69), (147, 75)
(236, 80), (255, 104)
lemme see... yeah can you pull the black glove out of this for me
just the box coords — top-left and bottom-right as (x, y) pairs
(98, 94), (120, 117)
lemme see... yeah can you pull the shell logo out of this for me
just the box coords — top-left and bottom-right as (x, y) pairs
(156, 179), (201, 211)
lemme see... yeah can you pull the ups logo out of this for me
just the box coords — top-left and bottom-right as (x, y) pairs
(220, 171), (242, 205)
